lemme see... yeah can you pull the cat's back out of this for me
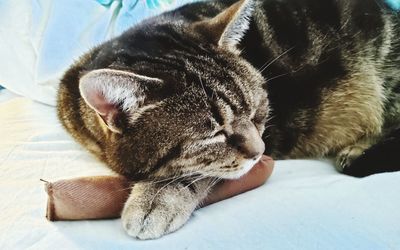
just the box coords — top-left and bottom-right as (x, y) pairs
(242, 0), (400, 157)
(57, 0), (400, 160)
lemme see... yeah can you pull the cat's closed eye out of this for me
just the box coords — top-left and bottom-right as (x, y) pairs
(213, 130), (228, 138)
(252, 113), (267, 126)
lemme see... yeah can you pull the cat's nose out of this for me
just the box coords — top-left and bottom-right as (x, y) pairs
(228, 121), (265, 160)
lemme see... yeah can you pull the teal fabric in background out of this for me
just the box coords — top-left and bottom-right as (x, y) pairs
(386, 0), (400, 10)
(95, 0), (188, 34)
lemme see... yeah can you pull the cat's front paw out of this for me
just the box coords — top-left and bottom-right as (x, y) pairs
(121, 182), (199, 240)
(336, 145), (365, 171)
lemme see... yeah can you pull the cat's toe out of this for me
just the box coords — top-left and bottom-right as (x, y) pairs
(335, 145), (365, 172)
(121, 182), (198, 240)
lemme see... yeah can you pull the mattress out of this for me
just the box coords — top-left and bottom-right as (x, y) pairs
(0, 89), (399, 249)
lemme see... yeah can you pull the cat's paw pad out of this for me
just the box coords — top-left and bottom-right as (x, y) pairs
(121, 182), (198, 240)
(336, 145), (365, 171)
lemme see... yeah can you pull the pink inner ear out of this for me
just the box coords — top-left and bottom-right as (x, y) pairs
(87, 90), (118, 117)
(83, 88), (122, 133)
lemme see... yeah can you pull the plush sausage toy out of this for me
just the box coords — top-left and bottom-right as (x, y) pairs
(44, 156), (274, 221)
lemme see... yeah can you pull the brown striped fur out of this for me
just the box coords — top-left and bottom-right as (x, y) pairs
(57, 0), (400, 239)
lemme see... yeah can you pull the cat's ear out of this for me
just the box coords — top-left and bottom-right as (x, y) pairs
(192, 0), (254, 53)
(79, 69), (163, 133)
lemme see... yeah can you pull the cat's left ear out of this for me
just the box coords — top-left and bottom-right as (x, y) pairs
(192, 0), (254, 53)
(79, 69), (163, 133)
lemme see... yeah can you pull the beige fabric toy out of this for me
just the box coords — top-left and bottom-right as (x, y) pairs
(44, 156), (274, 221)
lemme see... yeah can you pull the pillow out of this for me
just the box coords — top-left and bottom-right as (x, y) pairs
(0, 0), (197, 106)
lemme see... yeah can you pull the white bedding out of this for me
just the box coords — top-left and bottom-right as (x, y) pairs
(0, 0), (197, 106)
(0, 89), (399, 249)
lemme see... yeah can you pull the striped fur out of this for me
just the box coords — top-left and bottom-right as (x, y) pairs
(57, 0), (400, 239)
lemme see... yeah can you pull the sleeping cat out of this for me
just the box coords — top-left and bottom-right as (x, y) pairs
(57, 0), (400, 239)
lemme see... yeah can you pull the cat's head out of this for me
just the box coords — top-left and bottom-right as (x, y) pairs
(79, 0), (269, 180)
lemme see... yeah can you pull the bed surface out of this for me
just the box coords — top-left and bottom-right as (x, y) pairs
(0, 89), (399, 249)
(1, 0), (399, 248)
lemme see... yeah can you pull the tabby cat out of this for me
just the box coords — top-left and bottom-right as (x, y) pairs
(57, 0), (400, 239)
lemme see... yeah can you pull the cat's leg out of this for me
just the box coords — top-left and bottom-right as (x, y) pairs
(336, 128), (400, 177)
(121, 178), (212, 240)
(335, 136), (377, 172)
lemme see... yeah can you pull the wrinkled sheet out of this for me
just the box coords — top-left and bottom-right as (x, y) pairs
(0, 89), (399, 249)
(0, 0), (197, 105)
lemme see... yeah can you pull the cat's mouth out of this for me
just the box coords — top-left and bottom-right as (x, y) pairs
(218, 155), (263, 179)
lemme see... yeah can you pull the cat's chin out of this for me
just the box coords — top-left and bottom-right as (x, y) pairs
(220, 155), (262, 180)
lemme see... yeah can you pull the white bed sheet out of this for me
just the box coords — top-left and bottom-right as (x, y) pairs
(0, 89), (399, 250)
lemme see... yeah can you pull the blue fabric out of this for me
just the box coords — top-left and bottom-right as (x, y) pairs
(0, 0), (198, 105)
(0, 85), (4, 91)
(386, 0), (400, 10)
(35, 0), (198, 88)
(96, 0), (114, 6)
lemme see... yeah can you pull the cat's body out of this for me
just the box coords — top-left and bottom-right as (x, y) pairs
(58, 0), (400, 239)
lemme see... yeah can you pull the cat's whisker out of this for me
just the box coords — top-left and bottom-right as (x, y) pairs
(149, 175), (188, 204)
(266, 72), (290, 82)
(109, 174), (190, 194)
(198, 75), (209, 106)
(259, 46), (295, 74)
(184, 175), (206, 189)
(264, 124), (274, 131)
(151, 172), (196, 184)
(208, 176), (221, 188)
(191, 171), (222, 187)
(176, 167), (221, 194)
(176, 174), (206, 194)
(110, 186), (135, 193)
(257, 58), (275, 72)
